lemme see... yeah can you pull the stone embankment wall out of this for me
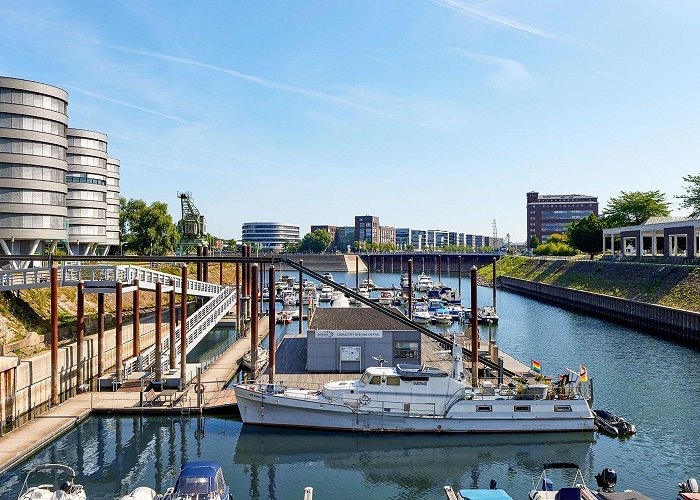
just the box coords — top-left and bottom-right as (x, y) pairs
(499, 277), (700, 346)
(280, 254), (367, 272)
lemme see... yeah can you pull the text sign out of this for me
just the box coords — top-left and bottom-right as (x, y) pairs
(315, 330), (383, 339)
(340, 346), (361, 362)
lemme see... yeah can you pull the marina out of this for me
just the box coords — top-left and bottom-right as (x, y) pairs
(0, 265), (698, 498)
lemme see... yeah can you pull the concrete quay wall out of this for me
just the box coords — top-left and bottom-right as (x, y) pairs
(6, 302), (195, 429)
(499, 276), (700, 346)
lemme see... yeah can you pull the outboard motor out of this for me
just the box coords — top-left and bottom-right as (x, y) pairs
(678, 478), (699, 493)
(595, 468), (618, 493)
(489, 479), (497, 490)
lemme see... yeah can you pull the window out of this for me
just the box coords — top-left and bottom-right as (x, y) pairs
(476, 405), (492, 412)
(394, 341), (419, 359)
(386, 376), (400, 386)
(514, 405), (531, 412)
(554, 405), (572, 412)
(369, 376), (381, 385)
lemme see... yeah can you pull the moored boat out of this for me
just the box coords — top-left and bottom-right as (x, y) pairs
(378, 290), (394, 305)
(478, 306), (499, 324)
(17, 463), (86, 500)
(444, 485), (512, 500)
(234, 338), (595, 433)
(277, 310), (294, 324)
(593, 409), (636, 437)
(416, 273), (433, 292)
(242, 346), (268, 371)
(161, 461), (231, 500)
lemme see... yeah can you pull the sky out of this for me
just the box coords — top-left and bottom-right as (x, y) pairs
(1, 0), (699, 242)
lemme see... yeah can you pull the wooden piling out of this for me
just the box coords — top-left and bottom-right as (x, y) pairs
(155, 281), (163, 383)
(50, 265), (58, 406)
(470, 266), (478, 387)
(132, 279), (140, 358)
(299, 259), (303, 336)
(251, 264), (259, 373)
(98, 293), (105, 376)
(180, 265), (188, 389)
(408, 259), (413, 319)
(492, 257), (497, 311)
(76, 281), (85, 387)
(169, 279), (176, 369)
(268, 265), (276, 384)
(115, 281), (123, 384)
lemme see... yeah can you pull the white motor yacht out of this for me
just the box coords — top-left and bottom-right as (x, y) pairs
(234, 339), (595, 433)
(416, 273), (433, 292)
(319, 285), (333, 302)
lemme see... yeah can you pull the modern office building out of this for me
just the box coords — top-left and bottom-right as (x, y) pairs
(410, 229), (426, 250)
(426, 229), (449, 248)
(449, 231), (466, 247)
(242, 222), (300, 253)
(66, 128), (108, 255)
(0, 77), (69, 265)
(527, 191), (598, 243)
(379, 225), (396, 246)
(105, 157), (120, 248)
(355, 215), (380, 245)
(335, 226), (355, 252)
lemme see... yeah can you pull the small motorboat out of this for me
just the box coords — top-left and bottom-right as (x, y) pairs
(478, 306), (499, 324)
(120, 487), (159, 500)
(322, 272), (334, 281)
(400, 274), (410, 289)
(529, 463), (595, 500)
(444, 483), (512, 500)
(361, 278), (376, 290)
(416, 273), (433, 292)
(678, 477), (699, 500)
(291, 309), (300, 320)
(378, 290), (394, 306)
(17, 463), (86, 500)
(433, 308), (453, 325)
(593, 467), (652, 500)
(161, 461), (232, 500)
(276, 310), (294, 324)
(593, 409), (636, 437)
(319, 285), (333, 302)
(261, 287), (270, 301)
(242, 346), (268, 371)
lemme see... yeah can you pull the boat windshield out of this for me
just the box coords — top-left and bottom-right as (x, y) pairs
(175, 477), (210, 495)
(360, 371), (372, 384)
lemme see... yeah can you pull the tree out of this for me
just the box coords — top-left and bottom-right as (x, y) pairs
(529, 235), (540, 249)
(299, 229), (332, 253)
(603, 190), (670, 227)
(120, 198), (179, 255)
(677, 173), (700, 218)
(567, 214), (604, 258)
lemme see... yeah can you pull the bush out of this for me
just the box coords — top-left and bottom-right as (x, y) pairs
(533, 242), (577, 256)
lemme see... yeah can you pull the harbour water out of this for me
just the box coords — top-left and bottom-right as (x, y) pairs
(1, 270), (698, 499)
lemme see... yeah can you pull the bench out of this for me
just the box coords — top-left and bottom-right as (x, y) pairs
(142, 389), (159, 407)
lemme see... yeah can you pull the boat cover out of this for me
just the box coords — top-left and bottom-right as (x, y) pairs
(458, 489), (513, 500)
(396, 364), (448, 378)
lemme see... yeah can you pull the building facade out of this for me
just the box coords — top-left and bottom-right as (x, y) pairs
(105, 157), (120, 248)
(335, 226), (355, 252)
(426, 229), (449, 248)
(527, 191), (598, 243)
(307, 308), (421, 372)
(355, 215), (380, 245)
(66, 128), (108, 256)
(0, 77), (69, 264)
(242, 222), (300, 253)
(379, 225), (396, 246)
(310, 224), (338, 250)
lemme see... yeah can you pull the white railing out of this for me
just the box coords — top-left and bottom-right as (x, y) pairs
(129, 287), (237, 376)
(120, 265), (222, 297)
(0, 267), (52, 289)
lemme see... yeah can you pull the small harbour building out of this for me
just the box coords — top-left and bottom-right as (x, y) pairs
(306, 308), (421, 372)
(242, 221), (300, 253)
(603, 216), (700, 259)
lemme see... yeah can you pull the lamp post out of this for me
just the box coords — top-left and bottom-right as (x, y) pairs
(120, 242), (128, 255)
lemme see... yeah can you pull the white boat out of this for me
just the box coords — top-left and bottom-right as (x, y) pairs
(529, 463), (595, 500)
(361, 278), (376, 289)
(433, 309), (453, 324)
(413, 308), (431, 324)
(276, 310), (294, 324)
(378, 290), (394, 306)
(234, 339), (595, 433)
(478, 306), (499, 324)
(17, 463), (86, 500)
(161, 461), (231, 500)
(282, 289), (298, 307)
(120, 487), (158, 500)
(416, 273), (433, 292)
(261, 287), (270, 301)
(322, 272), (334, 281)
(400, 274), (410, 289)
(242, 346), (268, 371)
(319, 285), (333, 302)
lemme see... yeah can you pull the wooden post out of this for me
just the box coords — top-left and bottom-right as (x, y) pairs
(98, 292), (105, 376)
(180, 265), (188, 389)
(219, 260), (223, 286)
(76, 281), (85, 386)
(470, 266), (479, 387)
(155, 281), (163, 383)
(169, 279), (176, 370)
(298, 259), (303, 336)
(116, 281), (123, 384)
(458, 256), (462, 299)
(355, 256), (359, 292)
(132, 279), (140, 358)
(408, 259), (413, 319)
(268, 265), (276, 384)
(492, 257), (497, 312)
(203, 246), (209, 282)
(196, 244), (203, 282)
(50, 265), (59, 406)
(251, 264), (259, 374)
(235, 262), (241, 335)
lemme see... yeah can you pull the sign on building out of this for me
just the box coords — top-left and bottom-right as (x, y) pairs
(315, 330), (382, 339)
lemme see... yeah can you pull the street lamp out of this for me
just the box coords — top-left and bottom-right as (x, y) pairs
(120, 242), (128, 255)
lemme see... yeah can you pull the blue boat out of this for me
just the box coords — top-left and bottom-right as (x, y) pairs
(161, 461), (232, 500)
(444, 485), (513, 500)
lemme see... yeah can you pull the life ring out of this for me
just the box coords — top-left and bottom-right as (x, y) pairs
(359, 393), (371, 405)
(195, 384), (206, 393)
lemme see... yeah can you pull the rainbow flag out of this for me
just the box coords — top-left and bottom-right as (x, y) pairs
(579, 364), (588, 382)
(531, 359), (542, 374)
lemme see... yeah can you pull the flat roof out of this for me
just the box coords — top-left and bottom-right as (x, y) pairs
(308, 307), (414, 331)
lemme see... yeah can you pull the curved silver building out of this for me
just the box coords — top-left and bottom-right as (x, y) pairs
(105, 157), (120, 251)
(0, 77), (68, 265)
(66, 128), (108, 255)
(242, 222), (300, 253)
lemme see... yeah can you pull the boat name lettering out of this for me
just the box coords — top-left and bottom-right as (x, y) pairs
(315, 330), (383, 339)
(412, 381), (428, 386)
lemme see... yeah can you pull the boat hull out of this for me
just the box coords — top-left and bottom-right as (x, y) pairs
(234, 387), (595, 433)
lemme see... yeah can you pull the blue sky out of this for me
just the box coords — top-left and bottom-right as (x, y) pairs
(2, 0), (699, 242)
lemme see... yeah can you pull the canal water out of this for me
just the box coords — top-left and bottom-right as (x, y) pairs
(1, 270), (697, 499)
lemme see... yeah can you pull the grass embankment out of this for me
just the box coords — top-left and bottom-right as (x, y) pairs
(479, 256), (700, 312)
(0, 262), (242, 356)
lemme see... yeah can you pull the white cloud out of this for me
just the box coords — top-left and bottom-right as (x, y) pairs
(68, 87), (190, 123)
(450, 47), (533, 90)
